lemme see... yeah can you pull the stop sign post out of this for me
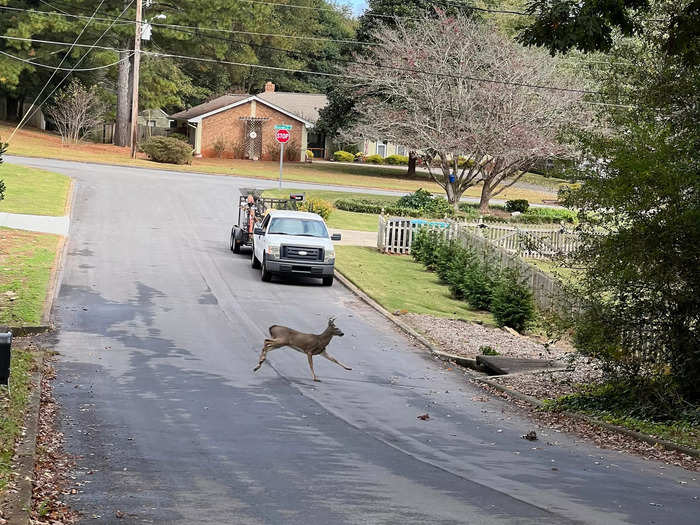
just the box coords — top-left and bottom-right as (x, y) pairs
(274, 125), (292, 189)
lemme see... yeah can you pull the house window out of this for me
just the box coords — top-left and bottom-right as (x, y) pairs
(376, 140), (387, 157)
(397, 145), (407, 156)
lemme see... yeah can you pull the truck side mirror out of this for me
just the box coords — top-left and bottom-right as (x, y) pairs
(254, 227), (266, 236)
(331, 233), (342, 241)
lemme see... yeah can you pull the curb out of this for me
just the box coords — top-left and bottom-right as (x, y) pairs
(1, 352), (45, 524)
(0, 326), (51, 337)
(333, 268), (700, 460)
(334, 269), (484, 379)
(43, 176), (74, 326)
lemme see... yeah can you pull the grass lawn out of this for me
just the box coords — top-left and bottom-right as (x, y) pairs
(2, 123), (558, 202)
(335, 246), (494, 324)
(0, 163), (71, 216)
(264, 188), (384, 232)
(0, 228), (60, 326)
(0, 349), (35, 493)
(525, 258), (582, 284)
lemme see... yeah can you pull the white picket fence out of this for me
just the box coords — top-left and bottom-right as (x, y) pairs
(377, 216), (579, 313)
(377, 216), (579, 259)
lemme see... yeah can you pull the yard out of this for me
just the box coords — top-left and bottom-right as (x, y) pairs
(0, 349), (36, 494)
(334, 246), (494, 324)
(0, 164), (71, 216)
(0, 228), (60, 326)
(1, 123), (562, 202)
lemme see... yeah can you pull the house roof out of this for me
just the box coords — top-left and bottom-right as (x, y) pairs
(170, 94), (249, 120)
(170, 92), (328, 126)
(256, 92), (328, 124)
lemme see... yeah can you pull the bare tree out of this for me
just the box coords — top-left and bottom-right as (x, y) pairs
(46, 79), (105, 145)
(343, 13), (584, 211)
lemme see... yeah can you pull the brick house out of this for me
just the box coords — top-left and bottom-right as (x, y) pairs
(170, 82), (329, 161)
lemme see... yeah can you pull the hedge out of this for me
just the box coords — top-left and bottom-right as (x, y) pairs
(411, 228), (535, 330)
(384, 154), (409, 165)
(333, 150), (355, 162)
(364, 154), (384, 164)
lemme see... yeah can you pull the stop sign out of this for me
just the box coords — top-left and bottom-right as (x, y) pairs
(275, 129), (290, 143)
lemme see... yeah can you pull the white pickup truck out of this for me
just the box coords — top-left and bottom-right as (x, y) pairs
(251, 209), (341, 286)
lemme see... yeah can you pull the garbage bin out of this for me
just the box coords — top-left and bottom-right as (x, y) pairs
(0, 331), (11, 386)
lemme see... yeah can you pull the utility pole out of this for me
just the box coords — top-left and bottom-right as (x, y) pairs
(129, 0), (143, 159)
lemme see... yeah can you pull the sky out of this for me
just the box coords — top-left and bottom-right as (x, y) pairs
(344, 0), (368, 16)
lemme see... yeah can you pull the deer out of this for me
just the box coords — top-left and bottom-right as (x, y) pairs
(253, 317), (350, 382)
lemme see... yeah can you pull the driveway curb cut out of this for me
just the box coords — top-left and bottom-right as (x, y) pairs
(1, 352), (45, 524)
(333, 269), (700, 460)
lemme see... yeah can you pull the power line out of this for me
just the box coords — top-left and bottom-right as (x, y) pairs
(0, 48), (132, 71)
(0, 5), (378, 46)
(10, 0), (107, 141)
(0, 34), (605, 96)
(9, 1), (135, 142)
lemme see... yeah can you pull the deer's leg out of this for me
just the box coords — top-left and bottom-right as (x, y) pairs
(253, 339), (283, 372)
(307, 353), (320, 382)
(320, 350), (352, 371)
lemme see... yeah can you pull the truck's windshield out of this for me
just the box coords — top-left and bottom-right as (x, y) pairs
(268, 218), (329, 238)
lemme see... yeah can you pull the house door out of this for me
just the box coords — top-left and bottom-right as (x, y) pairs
(244, 119), (263, 160)
(376, 141), (387, 157)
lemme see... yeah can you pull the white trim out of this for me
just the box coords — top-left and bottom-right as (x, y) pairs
(188, 95), (314, 126)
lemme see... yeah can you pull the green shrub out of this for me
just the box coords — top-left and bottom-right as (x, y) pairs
(505, 199), (530, 213)
(364, 154), (384, 164)
(457, 156), (476, 168)
(490, 269), (535, 332)
(168, 132), (189, 143)
(354, 152), (365, 162)
(333, 150), (355, 162)
(480, 345), (499, 356)
(141, 136), (193, 164)
(335, 198), (432, 218)
(397, 189), (452, 217)
(385, 154), (409, 165)
(299, 197), (332, 220)
(460, 260), (496, 311)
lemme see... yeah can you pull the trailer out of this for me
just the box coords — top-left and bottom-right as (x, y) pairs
(229, 188), (303, 253)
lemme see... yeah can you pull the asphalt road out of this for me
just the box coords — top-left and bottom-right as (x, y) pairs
(18, 157), (698, 524)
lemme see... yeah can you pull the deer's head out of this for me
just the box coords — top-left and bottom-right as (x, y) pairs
(327, 317), (344, 337)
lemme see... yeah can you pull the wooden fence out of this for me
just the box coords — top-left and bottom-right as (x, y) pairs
(377, 216), (575, 313)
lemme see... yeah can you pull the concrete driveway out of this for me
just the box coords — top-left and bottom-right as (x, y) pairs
(21, 157), (697, 524)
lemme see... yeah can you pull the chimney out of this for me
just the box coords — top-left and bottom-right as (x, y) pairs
(264, 81), (275, 93)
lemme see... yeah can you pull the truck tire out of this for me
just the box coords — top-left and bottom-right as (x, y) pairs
(323, 275), (334, 286)
(261, 256), (272, 282)
(251, 249), (261, 269)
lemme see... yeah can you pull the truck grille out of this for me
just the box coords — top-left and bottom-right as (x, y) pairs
(281, 245), (323, 261)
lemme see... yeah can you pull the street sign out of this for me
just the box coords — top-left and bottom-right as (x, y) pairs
(274, 124), (292, 131)
(275, 129), (290, 144)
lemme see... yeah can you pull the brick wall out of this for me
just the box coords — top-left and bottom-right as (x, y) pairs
(200, 100), (305, 160)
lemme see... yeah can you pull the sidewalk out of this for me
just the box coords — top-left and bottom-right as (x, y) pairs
(0, 212), (69, 236)
(334, 229), (376, 247)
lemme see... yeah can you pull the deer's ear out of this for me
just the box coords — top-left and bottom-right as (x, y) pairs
(328, 316), (336, 326)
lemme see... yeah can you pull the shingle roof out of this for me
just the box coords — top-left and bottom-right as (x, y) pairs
(257, 92), (328, 124)
(169, 91), (329, 124)
(169, 94), (249, 120)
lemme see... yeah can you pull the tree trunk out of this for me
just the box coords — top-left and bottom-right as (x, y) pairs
(406, 151), (417, 177)
(114, 49), (131, 146)
(479, 180), (493, 213)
